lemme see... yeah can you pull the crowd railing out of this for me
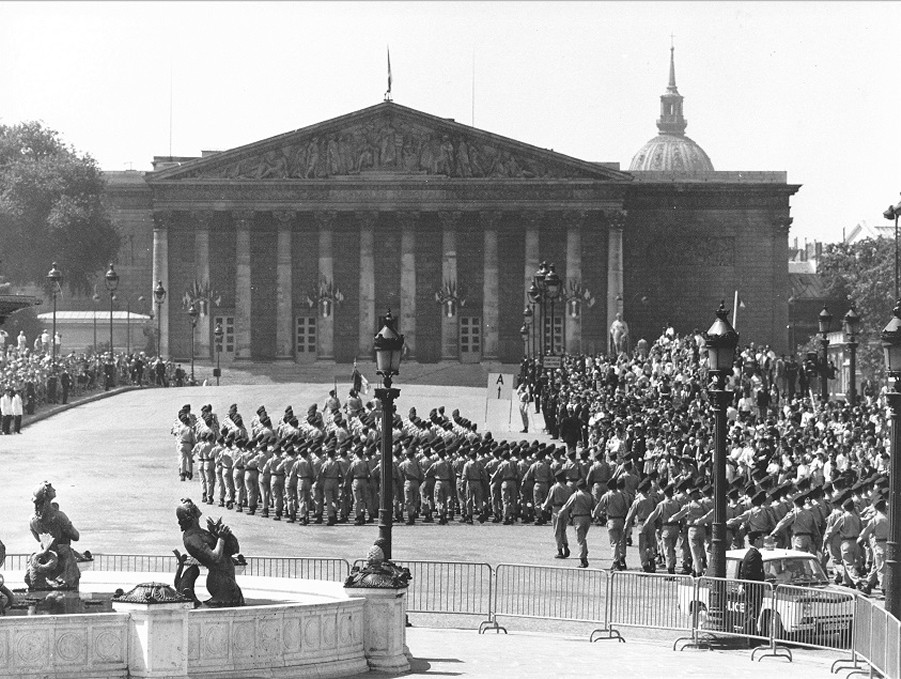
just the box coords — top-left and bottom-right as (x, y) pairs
(2, 554), (898, 677)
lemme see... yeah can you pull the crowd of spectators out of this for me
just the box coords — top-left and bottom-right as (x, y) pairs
(0, 329), (191, 431)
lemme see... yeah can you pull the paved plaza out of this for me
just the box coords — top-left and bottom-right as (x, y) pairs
(1, 381), (842, 677)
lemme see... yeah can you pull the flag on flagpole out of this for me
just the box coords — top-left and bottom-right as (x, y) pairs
(385, 46), (392, 100)
(732, 290), (746, 330)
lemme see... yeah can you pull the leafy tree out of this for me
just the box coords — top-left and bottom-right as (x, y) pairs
(816, 237), (896, 379)
(0, 122), (119, 293)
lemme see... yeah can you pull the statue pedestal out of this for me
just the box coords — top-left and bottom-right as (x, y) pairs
(352, 587), (411, 673)
(112, 598), (193, 679)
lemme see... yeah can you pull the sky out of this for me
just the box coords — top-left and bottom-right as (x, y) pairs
(1, 1), (899, 245)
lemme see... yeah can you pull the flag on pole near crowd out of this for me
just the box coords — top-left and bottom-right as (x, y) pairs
(385, 46), (392, 100)
(732, 290), (746, 330)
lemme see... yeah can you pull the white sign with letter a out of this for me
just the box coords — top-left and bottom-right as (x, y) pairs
(484, 373), (514, 432)
(486, 373), (513, 401)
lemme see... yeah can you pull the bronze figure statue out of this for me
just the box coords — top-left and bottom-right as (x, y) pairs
(26, 482), (83, 591)
(175, 498), (244, 607)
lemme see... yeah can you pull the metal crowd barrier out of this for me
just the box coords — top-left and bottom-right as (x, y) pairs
(846, 594), (901, 679)
(354, 559), (495, 630)
(607, 571), (696, 646)
(92, 553), (178, 573)
(493, 563), (619, 639)
(244, 556), (350, 582)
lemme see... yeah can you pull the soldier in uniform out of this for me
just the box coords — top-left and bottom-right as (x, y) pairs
(348, 446), (372, 525)
(822, 496), (864, 588)
(233, 440), (250, 513)
(171, 412), (196, 481)
(216, 435), (236, 509)
(461, 448), (486, 524)
(543, 468), (573, 559)
(318, 443), (343, 525)
(561, 477), (596, 568)
(645, 482), (682, 574)
(399, 447), (424, 525)
(428, 448), (455, 525)
(770, 492), (820, 554)
(491, 450), (519, 525)
(269, 446), (288, 520)
(858, 497), (888, 595)
(595, 476), (630, 571)
(625, 477), (658, 572)
(670, 482), (708, 577)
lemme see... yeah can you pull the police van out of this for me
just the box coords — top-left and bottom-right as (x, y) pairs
(676, 546), (855, 641)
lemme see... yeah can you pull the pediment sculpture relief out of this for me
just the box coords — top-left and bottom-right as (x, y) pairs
(191, 117), (583, 180)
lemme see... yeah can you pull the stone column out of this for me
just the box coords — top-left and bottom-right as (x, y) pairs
(316, 212), (336, 361)
(193, 210), (213, 361)
(524, 212), (541, 303)
(481, 212), (500, 361)
(357, 211), (378, 356)
(399, 212), (418, 358)
(273, 210), (296, 360)
(565, 211), (584, 355)
(151, 212), (171, 359)
(439, 211), (461, 360)
(233, 210), (254, 360)
(606, 210), (626, 353)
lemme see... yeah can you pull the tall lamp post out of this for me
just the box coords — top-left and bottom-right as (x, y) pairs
(105, 264), (119, 355)
(529, 262), (548, 357)
(373, 309), (404, 560)
(519, 323), (529, 359)
(881, 301), (901, 619)
(843, 306), (860, 406)
(817, 305), (833, 402)
(46, 262), (62, 363)
(704, 301), (739, 580)
(522, 307), (534, 358)
(153, 280), (166, 358)
(883, 196), (901, 300)
(543, 264), (563, 355)
(214, 322), (223, 386)
(188, 303), (199, 384)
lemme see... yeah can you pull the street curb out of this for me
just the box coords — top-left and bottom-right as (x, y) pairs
(20, 386), (141, 430)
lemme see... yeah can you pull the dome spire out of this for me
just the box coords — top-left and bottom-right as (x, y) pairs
(657, 43), (687, 136)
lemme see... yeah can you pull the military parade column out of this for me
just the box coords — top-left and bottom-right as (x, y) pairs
(439, 211), (460, 360)
(357, 211), (378, 356)
(273, 210), (296, 360)
(399, 212), (418, 358)
(233, 210), (254, 360)
(151, 211), (171, 359)
(481, 211), (500, 360)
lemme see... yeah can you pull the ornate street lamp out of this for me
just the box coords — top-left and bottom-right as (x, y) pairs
(843, 306), (861, 406)
(373, 310), (404, 560)
(818, 305), (833, 402)
(214, 322), (223, 386)
(527, 280), (543, 357)
(520, 323), (529, 358)
(46, 262), (62, 364)
(544, 263), (562, 355)
(704, 301), (739, 580)
(188, 302), (199, 384)
(153, 280), (167, 358)
(522, 307), (533, 358)
(882, 302), (901, 619)
(883, 197), (901, 300)
(105, 263), (119, 353)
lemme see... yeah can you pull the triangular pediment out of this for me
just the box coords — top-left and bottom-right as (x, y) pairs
(148, 102), (631, 182)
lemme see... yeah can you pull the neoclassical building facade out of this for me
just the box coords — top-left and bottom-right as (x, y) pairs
(103, 53), (798, 364)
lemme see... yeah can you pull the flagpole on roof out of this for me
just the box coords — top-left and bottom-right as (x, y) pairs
(384, 46), (393, 102)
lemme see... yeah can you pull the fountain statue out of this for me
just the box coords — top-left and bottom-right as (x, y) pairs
(25, 482), (86, 591)
(174, 498), (244, 607)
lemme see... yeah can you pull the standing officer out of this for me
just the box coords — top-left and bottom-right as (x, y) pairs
(561, 477), (596, 568)
(543, 468), (573, 559)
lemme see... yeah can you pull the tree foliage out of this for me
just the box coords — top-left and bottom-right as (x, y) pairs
(817, 237), (896, 378)
(0, 122), (119, 293)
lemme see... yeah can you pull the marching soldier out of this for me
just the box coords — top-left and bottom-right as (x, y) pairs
(561, 477), (596, 568)
(595, 476), (630, 571)
(543, 468), (573, 559)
